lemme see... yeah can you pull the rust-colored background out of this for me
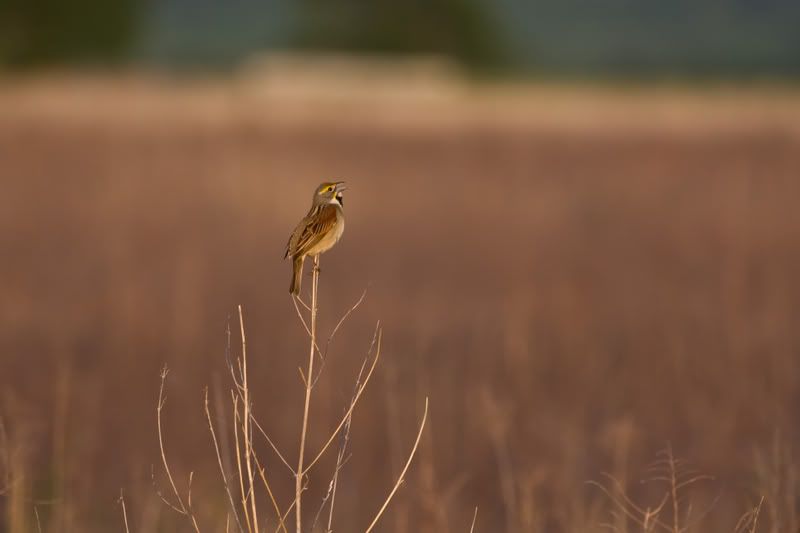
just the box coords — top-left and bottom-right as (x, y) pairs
(2, 77), (800, 532)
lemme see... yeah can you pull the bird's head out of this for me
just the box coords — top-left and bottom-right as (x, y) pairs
(313, 181), (346, 207)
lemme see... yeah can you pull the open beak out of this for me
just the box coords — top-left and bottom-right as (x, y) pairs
(334, 182), (346, 206)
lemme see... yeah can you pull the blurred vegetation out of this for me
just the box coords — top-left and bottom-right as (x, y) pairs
(497, 0), (800, 78)
(0, 0), (142, 68)
(1, 0), (800, 78)
(293, 0), (504, 69)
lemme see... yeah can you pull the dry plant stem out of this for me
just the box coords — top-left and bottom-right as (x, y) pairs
(667, 446), (679, 533)
(310, 356), (370, 532)
(213, 376), (246, 533)
(231, 395), (252, 533)
(238, 305), (260, 533)
(251, 416), (295, 474)
(325, 371), (362, 530)
(311, 289), (368, 388)
(252, 452), (288, 533)
(291, 289), (367, 389)
(118, 489), (131, 533)
(749, 497), (764, 533)
(275, 499), (299, 533)
(0, 415), (9, 495)
(309, 419), (350, 533)
(291, 296), (323, 361)
(326, 289), (367, 355)
(734, 496), (763, 533)
(649, 445), (716, 533)
(155, 366), (201, 533)
(296, 254), (320, 533)
(588, 475), (671, 532)
(364, 397), (429, 533)
(213, 374), (236, 493)
(205, 388), (246, 533)
(303, 326), (382, 475)
(469, 507), (478, 533)
(590, 446), (720, 533)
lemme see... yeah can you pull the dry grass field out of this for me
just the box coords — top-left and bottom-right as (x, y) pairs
(1, 74), (800, 532)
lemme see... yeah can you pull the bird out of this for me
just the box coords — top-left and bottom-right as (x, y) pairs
(284, 181), (347, 295)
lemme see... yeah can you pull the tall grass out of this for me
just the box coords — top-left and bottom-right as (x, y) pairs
(150, 256), (427, 532)
(2, 77), (800, 531)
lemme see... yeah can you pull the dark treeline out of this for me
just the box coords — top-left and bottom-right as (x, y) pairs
(2, 1), (799, 78)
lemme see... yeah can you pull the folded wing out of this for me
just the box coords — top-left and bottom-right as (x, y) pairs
(285, 204), (339, 259)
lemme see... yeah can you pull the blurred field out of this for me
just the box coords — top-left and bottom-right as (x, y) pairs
(2, 73), (800, 532)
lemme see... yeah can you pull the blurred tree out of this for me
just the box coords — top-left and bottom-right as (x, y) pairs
(293, 0), (505, 69)
(0, 0), (142, 68)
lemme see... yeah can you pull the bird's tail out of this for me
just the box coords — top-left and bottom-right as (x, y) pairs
(290, 256), (303, 295)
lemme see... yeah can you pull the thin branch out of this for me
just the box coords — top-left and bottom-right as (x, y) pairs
(311, 356), (369, 532)
(238, 305), (260, 533)
(118, 490), (131, 533)
(250, 416), (295, 475)
(666, 445), (680, 533)
(156, 367), (185, 513)
(205, 388), (246, 533)
(327, 289), (368, 350)
(34, 505), (42, 533)
(600, 473), (671, 528)
(364, 397), (429, 533)
(293, 294), (312, 313)
(680, 491), (722, 533)
(154, 366), (201, 532)
(303, 326), (382, 475)
(295, 254), (321, 533)
(587, 479), (672, 533)
(252, 454), (288, 533)
(275, 497), (298, 533)
(735, 496), (764, 533)
(675, 475), (715, 491)
(291, 295), (323, 362)
(311, 289), (368, 388)
(151, 465), (186, 515)
(469, 507), (478, 533)
(231, 394), (252, 533)
(0, 415), (9, 495)
(325, 359), (366, 531)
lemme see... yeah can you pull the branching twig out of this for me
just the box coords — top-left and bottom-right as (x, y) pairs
(146, 233), (411, 533)
(590, 446), (720, 533)
(311, 355), (370, 532)
(250, 416), (295, 475)
(364, 397), (429, 533)
(205, 388), (246, 533)
(34, 505), (42, 533)
(295, 254), (321, 533)
(154, 366), (201, 532)
(310, 289), (368, 388)
(231, 394), (252, 532)
(237, 305), (260, 533)
(252, 454), (288, 533)
(735, 496), (764, 533)
(291, 295), (323, 362)
(118, 489), (131, 533)
(303, 326), (382, 475)
(0, 415), (10, 496)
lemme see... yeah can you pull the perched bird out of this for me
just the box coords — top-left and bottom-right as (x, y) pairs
(284, 181), (347, 295)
